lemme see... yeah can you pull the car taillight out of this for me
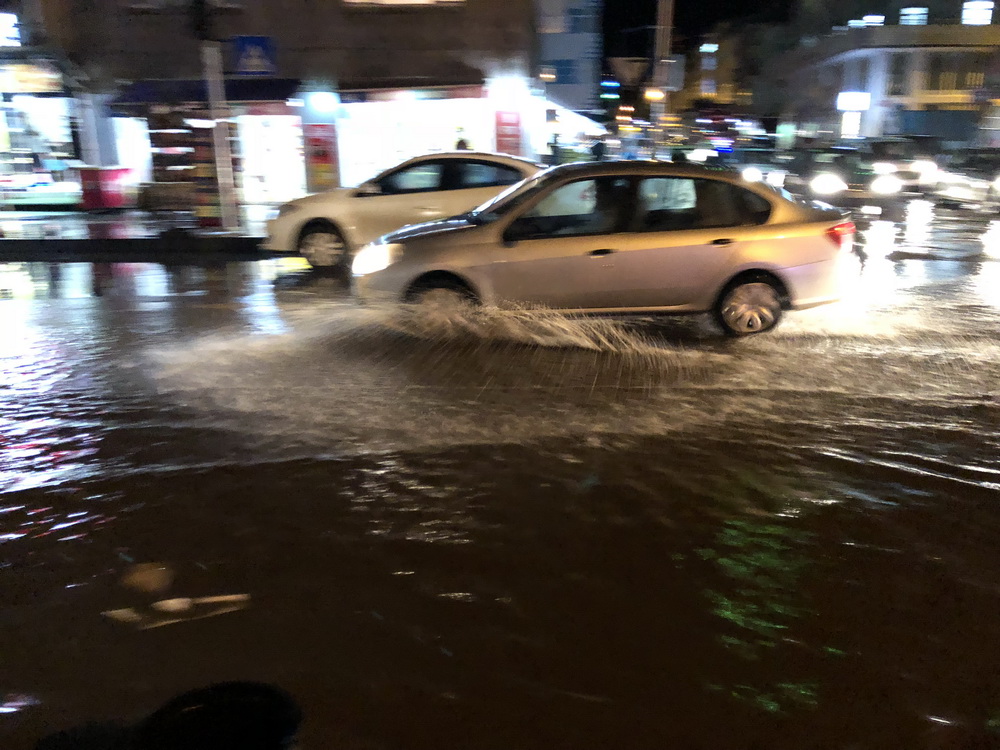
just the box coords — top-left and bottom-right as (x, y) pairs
(825, 221), (856, 251)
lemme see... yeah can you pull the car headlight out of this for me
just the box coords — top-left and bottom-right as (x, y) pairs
(913, 160), (937, 175)
(765, 170), (786, 188)
(741, 167), (764, 182)
(873, 162), (897, 175)
(810, 173), (848, 195)
(352, 242), (404, 276)
(871, 175), (903, 195)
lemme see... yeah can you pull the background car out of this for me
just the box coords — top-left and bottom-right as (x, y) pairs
(932, 149), (1000, 210)
(263, 152), (542, 271)
(781, 147), (917, 219)
(352, 162), (855, 337)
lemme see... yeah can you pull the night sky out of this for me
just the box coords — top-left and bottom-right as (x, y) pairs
(604, 0), (795, 56)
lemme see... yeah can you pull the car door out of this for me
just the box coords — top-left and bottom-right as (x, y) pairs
(486, 176), (632, 310)
(350, 159), (449, 242)
(607, 176), (767, 308)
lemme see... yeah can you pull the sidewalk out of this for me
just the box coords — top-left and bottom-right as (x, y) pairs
(0, 205), (276, 263)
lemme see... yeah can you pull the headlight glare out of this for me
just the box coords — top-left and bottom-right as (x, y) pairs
(810, 173), (848, 195)
(352, 242), (404, 276)
(913, 160), (938, 175)
(873, 162), (897, 175)
(741, 167), (764, 182)
(871, 175), (903, 195)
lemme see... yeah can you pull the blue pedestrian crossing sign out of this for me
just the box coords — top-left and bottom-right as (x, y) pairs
(232, 36), (276, 76)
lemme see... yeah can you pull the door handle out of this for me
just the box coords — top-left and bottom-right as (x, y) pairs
(588, 248), (617, 256)
(711, 238), (735, 246)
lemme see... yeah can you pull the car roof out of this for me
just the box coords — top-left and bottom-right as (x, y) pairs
(541, 160), (749, 179)
(397, 151), (543, 170)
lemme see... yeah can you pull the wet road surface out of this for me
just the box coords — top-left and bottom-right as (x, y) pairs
(2, 204), (1000, 749)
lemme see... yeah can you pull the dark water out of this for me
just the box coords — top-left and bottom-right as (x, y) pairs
(2, 209), (1000, 749)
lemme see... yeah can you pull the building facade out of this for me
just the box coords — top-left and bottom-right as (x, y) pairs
(535, 0), (602, 113)
(3, 0), (608, 212)
(771, 23), (1000, 142)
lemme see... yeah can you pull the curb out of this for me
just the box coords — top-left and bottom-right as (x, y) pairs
(0, 235), (279, 263)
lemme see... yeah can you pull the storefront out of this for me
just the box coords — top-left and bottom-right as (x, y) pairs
(0, 60), (82, 208)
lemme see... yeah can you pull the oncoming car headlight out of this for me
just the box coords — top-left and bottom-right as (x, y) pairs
(810, 173), (848, 195)
(741, 167), (764, 182)
(871, 175), (903, 195)
(873, 162), (897, 175)
(912, 159), (938, 175)
(352, 242), (404, 276)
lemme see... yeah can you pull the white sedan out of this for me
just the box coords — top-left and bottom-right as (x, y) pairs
(353, 162), (856, 336)
(263, 152), (542, 270)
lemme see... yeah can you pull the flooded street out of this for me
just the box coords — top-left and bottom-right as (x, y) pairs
(2, 205), (1000, 749)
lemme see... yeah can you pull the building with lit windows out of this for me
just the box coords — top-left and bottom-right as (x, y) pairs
(771, 20), (1000, 142)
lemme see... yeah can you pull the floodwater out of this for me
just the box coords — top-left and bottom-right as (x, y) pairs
(2, 206), (1000, 749)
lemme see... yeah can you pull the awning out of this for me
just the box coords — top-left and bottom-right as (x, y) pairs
(109, 77), (301, 113)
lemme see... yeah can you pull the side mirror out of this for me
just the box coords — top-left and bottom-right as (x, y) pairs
(356, 182), (381, 197)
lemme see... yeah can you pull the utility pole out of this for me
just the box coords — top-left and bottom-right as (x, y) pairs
(190, 0), (240, 232)
(652, 0), (675, 152)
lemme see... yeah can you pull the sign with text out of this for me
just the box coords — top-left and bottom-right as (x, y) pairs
(304, 123), (339, 192)
(495, 111), (521, 156)
(231, 35), (276, 76)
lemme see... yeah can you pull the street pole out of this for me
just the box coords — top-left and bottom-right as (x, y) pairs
(652, 0), (675, 154)
(191, 0), (239, 232)
(201, 40), (240, 232)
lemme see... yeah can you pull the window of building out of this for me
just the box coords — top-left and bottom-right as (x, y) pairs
(927, 52), (959, 90)
(567, 7), (595, 34)
(888, 53), (908, 96)
(701, 55), (717, 71)
(549, 60), (579, 85)
(857, 58), (870, 89)
(701, 78), (717, 95)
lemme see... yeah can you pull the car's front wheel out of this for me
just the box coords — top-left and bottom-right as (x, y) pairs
(714, 278), (783, 336)
(298, 225), (348, 271)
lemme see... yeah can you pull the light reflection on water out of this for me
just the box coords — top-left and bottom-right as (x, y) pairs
(1, 238), (1000, 747)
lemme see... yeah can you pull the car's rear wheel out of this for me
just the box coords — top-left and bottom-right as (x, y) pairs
(298, 225), (348, 271)
(714, 279), (783, 336)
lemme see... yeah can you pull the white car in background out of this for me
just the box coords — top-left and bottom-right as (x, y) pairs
(263, 152), (542, 271)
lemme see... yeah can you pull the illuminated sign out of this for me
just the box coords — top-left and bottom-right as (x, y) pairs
(963, 0), (994, 24)
(900, 7), (928, 24)
(837, 91), (871, 111)
(0, 13), (20, 46)
(0, 64), (63, 94)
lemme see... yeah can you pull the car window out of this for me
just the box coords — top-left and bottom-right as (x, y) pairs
(377, 162), (444, 194)
(633, 178), (768, 231)
(459, 161), (524, 189)
(508, 177), (630, 239)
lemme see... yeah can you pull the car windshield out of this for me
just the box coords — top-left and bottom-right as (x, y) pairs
(467, 170), (551, 222)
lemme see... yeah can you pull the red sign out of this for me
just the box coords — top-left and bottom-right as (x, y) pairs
(495, 111), (522, 156)
(304, 123), (339, 192)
